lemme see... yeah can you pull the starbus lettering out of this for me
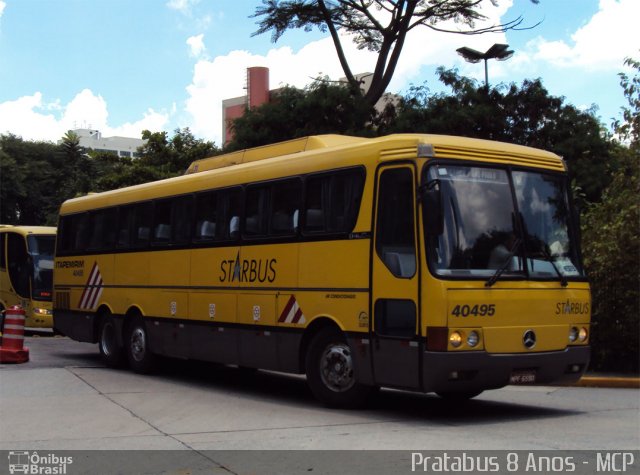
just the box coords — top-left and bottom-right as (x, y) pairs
(220, 258), (277, 283)
(555, 300), (590, 315)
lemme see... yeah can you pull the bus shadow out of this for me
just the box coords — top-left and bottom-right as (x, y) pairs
(149, 357), (581, 425)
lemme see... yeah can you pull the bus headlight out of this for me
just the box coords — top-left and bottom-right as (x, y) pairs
(569, 327), (578, 343)
(33, 308), (52, 316)
(449, 331), (463, 348)
(467, 331), (480, 348)
(578, 327), (588, 342)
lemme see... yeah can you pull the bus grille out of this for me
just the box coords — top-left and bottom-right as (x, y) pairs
(55, 291), (70, 310)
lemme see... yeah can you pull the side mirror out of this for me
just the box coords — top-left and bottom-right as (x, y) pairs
(421, 180), (444, 236)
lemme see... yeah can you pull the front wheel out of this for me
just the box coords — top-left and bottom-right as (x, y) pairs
(125, 317), (156, 374)
(305, 327), (372, 408)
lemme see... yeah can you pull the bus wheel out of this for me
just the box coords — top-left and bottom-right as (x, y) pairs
(436, 390), (483, 401)
(126, 317), (156, 374)
(305, 327), (371, 408)
(98, 314), (125, 368)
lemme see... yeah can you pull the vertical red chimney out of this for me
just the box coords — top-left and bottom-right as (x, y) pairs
(247, 67), (270, 109)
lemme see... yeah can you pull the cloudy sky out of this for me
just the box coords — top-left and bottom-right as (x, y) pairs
(0, 0), (638, 146)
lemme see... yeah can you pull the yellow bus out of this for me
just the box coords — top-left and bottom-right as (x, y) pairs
(53, 134), (590, 407)
(1, 225), (56, 328)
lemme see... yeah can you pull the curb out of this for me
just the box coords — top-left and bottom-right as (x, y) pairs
(572, 376), (640, 389)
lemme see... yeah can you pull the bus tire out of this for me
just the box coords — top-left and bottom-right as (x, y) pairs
(305, 327), (372, 408)
(98, 314), (126, 368)
(125, 317), (156, 374)
(436, 390), (483, 401)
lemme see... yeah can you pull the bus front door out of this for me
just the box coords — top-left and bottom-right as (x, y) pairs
(371, 165), (421, 390)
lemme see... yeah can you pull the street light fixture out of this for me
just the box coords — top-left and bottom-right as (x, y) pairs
(456, 43), (514, 88)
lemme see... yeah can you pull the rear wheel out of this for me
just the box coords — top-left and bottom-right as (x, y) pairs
(305, 327), (372, 408)
(98, 314), (125, 368)
(126, 317), (156, 373)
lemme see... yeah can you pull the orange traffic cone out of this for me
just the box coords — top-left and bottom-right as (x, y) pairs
(0, 306), (30, 363)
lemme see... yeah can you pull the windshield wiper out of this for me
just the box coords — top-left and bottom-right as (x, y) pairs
(485, 238), (522, 288)
(539, 248), (569, 287)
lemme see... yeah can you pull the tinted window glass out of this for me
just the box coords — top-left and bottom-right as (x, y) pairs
(153, 200), (172, 245)
(244, 186), (269, 237)
(172, 196), (192, 244)
(116, 205), (134, 249)
(74, 214), (90, 251)
(194, 191), (218, 242)
(303, 169), (364, 234)
(375, 168), (416, 278)
(88, 208), (117, 251)
(271, 179), (301, 235)
(132, 202), (152, 248)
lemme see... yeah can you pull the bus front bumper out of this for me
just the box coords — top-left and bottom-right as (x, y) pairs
(422, 346), (590, 394)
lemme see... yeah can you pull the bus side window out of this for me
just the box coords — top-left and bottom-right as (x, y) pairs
(172, 196), (192, 245)
(88, 208), (117, 251)
(132, 202), (152, 249)
(152, 200), (172, 245)
(223, 188), (242, 241)
(303, 168), (364, 235)
(194, 191), (217, 242)
(244, 186), (269, 237)
(73, 213), (90, 253)
(270, 179), (301, 236)
(116, 206), (133, 249)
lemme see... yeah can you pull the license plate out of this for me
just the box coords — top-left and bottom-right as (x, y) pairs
(510, 370), (536, 384)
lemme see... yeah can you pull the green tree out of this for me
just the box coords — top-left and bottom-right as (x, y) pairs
(58, 130), (94, 198)
(613, 56), (640, 146)
(380, 68), (614, 202)
(0, 134), (61, 225)
(253, 0), (538, 107)
(227, 81), (375, 150)
(139, 127), (219, 175)
(581, 57), (640, 373)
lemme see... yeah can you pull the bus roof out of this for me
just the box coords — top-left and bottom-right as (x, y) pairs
(0, 225), (57, 235)
(185, 135), (367, 174)
(59, 134), (564, 215)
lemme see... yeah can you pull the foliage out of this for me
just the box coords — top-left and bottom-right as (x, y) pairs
(581, 57), (640, 373)
(0, 134), (62, 225)
(227, 81), (375, 150)
(139, 128), (219, 175)
(0, 128), (219, 226)
(252, 0), (538, 107)
(379, 68), (614, 203)
(613, 56), (640, 146)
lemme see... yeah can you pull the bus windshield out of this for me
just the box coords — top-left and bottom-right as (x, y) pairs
(426, 164), (584, 280)
(27, 234), (55, 300)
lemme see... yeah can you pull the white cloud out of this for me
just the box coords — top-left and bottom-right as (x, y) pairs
(0, 89), (170, 142)
(0, 1), (6, 18)
(184, 0), (511, 144)
(529, 0), (640, 70)
(166, 0), (199, 15)
(187, 33), (207, 59)
(0, 93), (61, 141)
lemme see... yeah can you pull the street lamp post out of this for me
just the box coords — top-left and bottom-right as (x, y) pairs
(456, 43), (514, 88)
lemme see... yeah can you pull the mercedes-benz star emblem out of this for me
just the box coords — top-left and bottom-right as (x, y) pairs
(523, 330), (537, 349)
